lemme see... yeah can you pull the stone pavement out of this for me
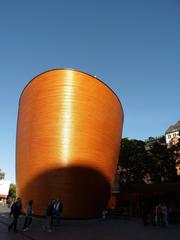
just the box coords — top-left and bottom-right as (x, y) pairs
(0, 205), (180, 240)
(0, 222), (28, 240)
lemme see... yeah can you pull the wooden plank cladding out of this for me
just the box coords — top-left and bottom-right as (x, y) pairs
(16, 69), (124, 218)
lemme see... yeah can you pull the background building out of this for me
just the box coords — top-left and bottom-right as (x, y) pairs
(165, 121), (180, 147)
(0, 170), (11, 201)
(165, 121), (180, 175)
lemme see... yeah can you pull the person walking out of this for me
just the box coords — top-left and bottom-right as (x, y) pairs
(161, 203), (168, 227)
(101, 209), (108, 221)
(155, 204), (162, 226)
(9, 199), (15, 217)
(8, 197), (22, 232)
(43, 200), (54, 232)
(54, 199), (63, 226)
(23, 200), (34, 231)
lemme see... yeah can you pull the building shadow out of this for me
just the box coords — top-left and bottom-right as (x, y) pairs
(20, 166), (111, 218)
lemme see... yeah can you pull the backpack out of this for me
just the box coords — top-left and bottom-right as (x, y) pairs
(10, 202), (16, 213)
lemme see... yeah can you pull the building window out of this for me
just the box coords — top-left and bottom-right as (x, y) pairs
(173, 133), (176, 138)
(168, 135), (171, 139)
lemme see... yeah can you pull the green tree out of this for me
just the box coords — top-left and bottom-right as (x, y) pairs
(8, 183), (16, 199)
(169, 139), (180, 177)
(118, 138), (150, 184)
(149, 142), (177, 183)
(171, 139), (180, 160)
(118, 138), (178, 184)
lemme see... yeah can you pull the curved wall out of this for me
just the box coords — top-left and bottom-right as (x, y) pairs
(16, 69), (123, 218)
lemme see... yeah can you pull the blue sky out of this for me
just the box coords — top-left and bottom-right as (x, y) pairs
(0, 0), (180, 183)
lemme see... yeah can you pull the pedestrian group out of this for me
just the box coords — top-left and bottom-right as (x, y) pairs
(142, 202), (169, 227)
(8, 197), (63, 233)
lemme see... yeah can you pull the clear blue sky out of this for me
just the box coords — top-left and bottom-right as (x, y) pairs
(0, 0), (180, 183)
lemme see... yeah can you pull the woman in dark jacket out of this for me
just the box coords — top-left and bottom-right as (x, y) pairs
(42, 200), (54, 232)
(8, 197), (22, 232)
(23, 200), (34, 231)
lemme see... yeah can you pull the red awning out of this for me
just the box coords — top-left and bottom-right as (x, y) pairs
(0, 194), (7, 198)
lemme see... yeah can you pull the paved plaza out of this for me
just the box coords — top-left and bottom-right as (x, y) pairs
(0, 205), (180, 240)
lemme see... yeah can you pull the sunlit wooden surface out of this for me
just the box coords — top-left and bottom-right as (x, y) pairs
(16, 69), (124, 218)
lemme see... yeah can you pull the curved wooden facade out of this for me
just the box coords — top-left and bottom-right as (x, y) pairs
(16, 69), (124, 218)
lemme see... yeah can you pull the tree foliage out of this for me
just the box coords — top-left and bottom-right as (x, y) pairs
(149, 142), (177, 183)
(118, 138), (178, 184)
(8, 183), (16, 199)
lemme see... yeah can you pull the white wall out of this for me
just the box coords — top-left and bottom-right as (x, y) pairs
(165, 131), (179, 145)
